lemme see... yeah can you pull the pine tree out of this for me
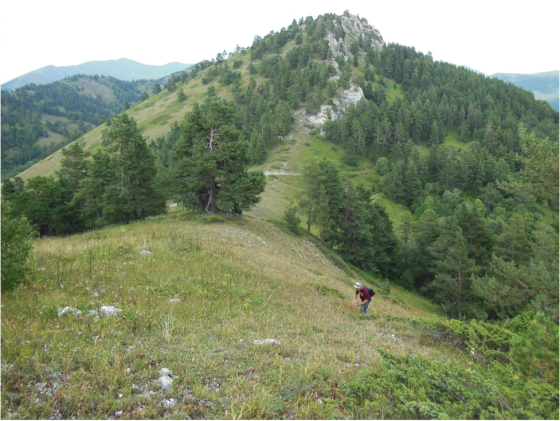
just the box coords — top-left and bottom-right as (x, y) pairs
(403, 160), (422, 205)
(352, 118), (365, 155)
(429, 120), (439, 145)
(57, 142), (91, 193)
(314, 184), (330, 242)
(76, 151), (114, 227)
(495, 214), (529, 264)
(173, 99), (265, 214)
(336, 183), (375, 270)
(455, 202), (494, 269)
(427, 216), (478, 318)
(102, 113), (165, 223)
(283, 204), (301, 234)
(411, 209), (441, 287)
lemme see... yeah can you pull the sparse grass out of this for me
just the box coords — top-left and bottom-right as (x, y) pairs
(444, 128), (469, 149)
(1, 213), (453, 419)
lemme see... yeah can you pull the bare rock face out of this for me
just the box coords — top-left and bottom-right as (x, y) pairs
(302, 85), (364, 128)
(324, 14), (383, 60)
(334, 84), (364, 112)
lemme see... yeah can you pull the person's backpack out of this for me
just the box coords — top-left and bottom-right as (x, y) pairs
(368, 287), (375, 298)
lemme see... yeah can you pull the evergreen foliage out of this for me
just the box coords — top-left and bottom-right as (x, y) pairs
(1, 201), (37, 292)
(1, 75), (144, 178)
(172, 99), (266, 214)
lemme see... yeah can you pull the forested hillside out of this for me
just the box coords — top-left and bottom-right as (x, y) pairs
(1, 75), (153, 179)
(2, 11), (558, 419)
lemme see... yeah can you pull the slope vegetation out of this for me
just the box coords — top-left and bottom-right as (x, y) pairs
(3, 11), (558, 420)
(2, 75), (150, 179)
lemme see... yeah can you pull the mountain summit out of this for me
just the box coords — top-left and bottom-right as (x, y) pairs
(2, 58), (190, 91)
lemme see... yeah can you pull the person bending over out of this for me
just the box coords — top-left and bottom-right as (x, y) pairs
(353, 282), (371, 314)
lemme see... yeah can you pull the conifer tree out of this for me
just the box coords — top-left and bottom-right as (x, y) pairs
(102, 113), (165, 223)
(57, 142), (91, 193)
(427, 216), (478, 318)
(76, 151), (113, 227)
(403, 160), (422, 205)
(337, 183), (375, 270)
(495, 214), (530, 264)
(173, 99), (265, 214)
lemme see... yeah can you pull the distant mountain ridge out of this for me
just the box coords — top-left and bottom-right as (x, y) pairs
(491, 70), (559, 111)
(2, 58), (191, 91)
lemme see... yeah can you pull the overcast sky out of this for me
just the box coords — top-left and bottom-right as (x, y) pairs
(1, 0), (559, 84)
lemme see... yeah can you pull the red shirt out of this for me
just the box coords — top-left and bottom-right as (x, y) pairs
(359, 287), (371, 302)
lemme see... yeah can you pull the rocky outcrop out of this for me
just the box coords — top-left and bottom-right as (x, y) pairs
(324, 14), (383, 60)
(299, 84), (364, 128)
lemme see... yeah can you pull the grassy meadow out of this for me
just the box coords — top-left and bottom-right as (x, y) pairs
(2, 206), (464, 419)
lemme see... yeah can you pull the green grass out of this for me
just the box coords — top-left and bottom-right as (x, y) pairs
(443, 129), (469, 149)
(1, 213), (452, 419)
(386, 81), (404, 103)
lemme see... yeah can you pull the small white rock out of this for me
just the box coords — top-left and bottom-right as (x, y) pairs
(115, 410), (123, 416)
(139, 250), (152, 255)
(158, 368), (173, 377)
(253, 339), (281, 345)
(158, 376), (173, 391)
(57, 307), (82, 317)
(99, 306), (123, 317)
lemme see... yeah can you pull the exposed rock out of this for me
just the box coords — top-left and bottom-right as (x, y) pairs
(139, 250), (152, 255)
(57, 307), (82, 317)
(158, 375), (173, 391)
(253, 339), (281, 345)
(333, 84), (364, 112)
(162, 398), (177, 408)
(297, 85), (364, 128)
(158, 368), (173, 377)
(324, 14), (383, 59)
(99, 306), (123, 317)
(263, 170), (300, 176)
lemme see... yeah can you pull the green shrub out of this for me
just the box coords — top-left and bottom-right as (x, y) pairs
(304, 142), (311, 147)
(1, 201), (37, 292)
(283, 205), (301, 235)
(340, 349), (559, 420)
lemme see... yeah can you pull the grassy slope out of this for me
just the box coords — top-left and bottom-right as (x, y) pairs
(16, 52), (257, 182)
(1, 46), (475, 419)
(2, 203), (452, 419)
